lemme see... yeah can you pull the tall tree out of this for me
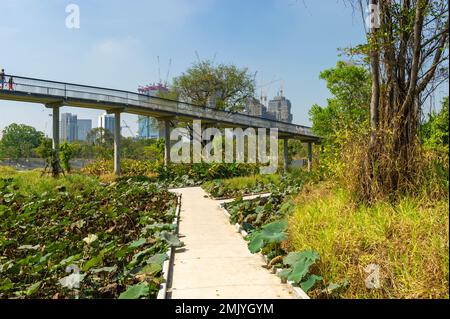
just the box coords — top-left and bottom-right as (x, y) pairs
(172, 60), (255, 112)
(352, 0), (448, 200)
(0, 123), (44, 159)
(309, 61), (371, 142)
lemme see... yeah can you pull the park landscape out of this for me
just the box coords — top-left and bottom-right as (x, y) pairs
(0, 0), (448, 300)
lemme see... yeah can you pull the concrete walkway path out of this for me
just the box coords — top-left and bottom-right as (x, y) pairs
(168, 187), (294, 299)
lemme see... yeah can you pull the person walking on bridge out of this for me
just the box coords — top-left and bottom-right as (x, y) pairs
(8, 76), (14, 91)
(0, 69), (5, 90)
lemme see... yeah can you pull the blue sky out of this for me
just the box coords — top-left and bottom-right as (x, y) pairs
(1, 0), (444, 137)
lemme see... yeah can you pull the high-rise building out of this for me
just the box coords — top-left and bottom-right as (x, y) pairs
(77, 119), (92, 141)
(98, 113), (115, 134)
(137, 116), (159, 139)
(242, 97), (276, 121)
(268, 93), (293, 123)
(137, 83), (169, 139)
(60, 113), (78, 142)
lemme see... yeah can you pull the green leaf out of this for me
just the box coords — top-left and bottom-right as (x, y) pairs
(147, 253), (168, 266)
(138, 263), (162, 276)
(118, 283), (150, 299)
(286, 252), (319, 284)
(283, 250), (319, 266)
(278, 268), (292, 279)
(91, 265), (118, 274)
(299, 275), (322, 292)
(26, 281), (41, 296)
(82, 255), (104, 272)
(128, 238), (146, 249)
(322, 279), (349, 295)
(160, 232), (184, 247)
(247, 220), (288, 253)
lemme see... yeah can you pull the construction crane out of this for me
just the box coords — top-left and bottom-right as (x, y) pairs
(256, 77), (283, 106)
(157, 56), (161, 84)
(122, 120), (135, 138)
(164, 58), (172, 87)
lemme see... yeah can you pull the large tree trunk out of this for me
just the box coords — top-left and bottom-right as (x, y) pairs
(359, 0), (448, 201)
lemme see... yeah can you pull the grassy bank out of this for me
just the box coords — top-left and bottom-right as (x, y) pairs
(288, 182), (449, 298)
(0, 166), (99, 196)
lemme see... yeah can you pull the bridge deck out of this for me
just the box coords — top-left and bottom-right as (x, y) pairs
(0, 75), (319, 141)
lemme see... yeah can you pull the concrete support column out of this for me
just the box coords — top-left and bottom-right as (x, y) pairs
(283, 138), (289, 173)
(52, 106), (60, 154)
(307, 142), (313, 172)
(164, 119), (171, 166)
(114, 111), (121, 175)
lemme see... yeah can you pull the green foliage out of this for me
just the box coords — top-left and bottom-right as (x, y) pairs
(172, 60), (255, 111)
(278, 250), (321, 292)
(0, 123), (45, 159)
(224, 171), (307, 229)
(309, 61), (370, 141)
(308, 61), (370, 177)
(82, 159), (259, 187)
(421, 97), (449, 151)
(81, 159), (156, 177)
(118, 283), (150, 299)
(86, 127), (114, 146)
(157, 162), (259, 187)
(203, 174), (280, 199)
(247, 220), (288, 253)
(35, 137), (53, 159)
(0, 173), (178, 299)
(59, 142), (74, 172)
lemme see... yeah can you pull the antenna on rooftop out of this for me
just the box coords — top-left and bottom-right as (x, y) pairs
(164, 58), (172, 87)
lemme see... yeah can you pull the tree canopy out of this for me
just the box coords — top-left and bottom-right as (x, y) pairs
(421, 96), (449, 150)
(0, 123), (44, 159)
(172, 60), (255, 112)
(309, 61), (371, 143)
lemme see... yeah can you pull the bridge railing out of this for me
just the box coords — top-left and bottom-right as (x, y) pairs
(2, 74), (317, 138)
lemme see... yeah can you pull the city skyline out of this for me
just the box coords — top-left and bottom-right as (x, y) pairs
(0, 1), (368, 137)
(0, 1), (447, 137)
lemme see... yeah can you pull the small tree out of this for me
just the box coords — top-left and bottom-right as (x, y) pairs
(59, 142), (74, 173)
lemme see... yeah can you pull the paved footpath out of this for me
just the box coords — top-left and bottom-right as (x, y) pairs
(168, 187), (294, 299)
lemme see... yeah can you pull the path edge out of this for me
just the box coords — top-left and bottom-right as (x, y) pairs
(219, 202), (311, 300)
(157, 193), (182, 299)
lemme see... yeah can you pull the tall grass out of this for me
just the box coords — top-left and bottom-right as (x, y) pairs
(0, 166), (99, 196)
(288, 182), (449, 298)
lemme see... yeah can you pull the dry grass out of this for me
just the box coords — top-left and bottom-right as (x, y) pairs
(288, 182), (449, 298)
(334, 130), (449, 203)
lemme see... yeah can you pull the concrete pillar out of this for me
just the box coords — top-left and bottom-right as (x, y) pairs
(52, 106), (60, 154)
(164, 119), (171, 166)
(307, 142), (313, 172)
(283, 138), (289, 173)
(114, 112), (121, 175)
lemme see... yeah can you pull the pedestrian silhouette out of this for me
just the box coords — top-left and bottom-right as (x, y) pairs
(0, 69), (5, 90)
(8, 76), (14, 91)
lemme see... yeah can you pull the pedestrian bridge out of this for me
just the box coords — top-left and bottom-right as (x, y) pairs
(0, 74), (318, 141)
(0, 74), (320, 174)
